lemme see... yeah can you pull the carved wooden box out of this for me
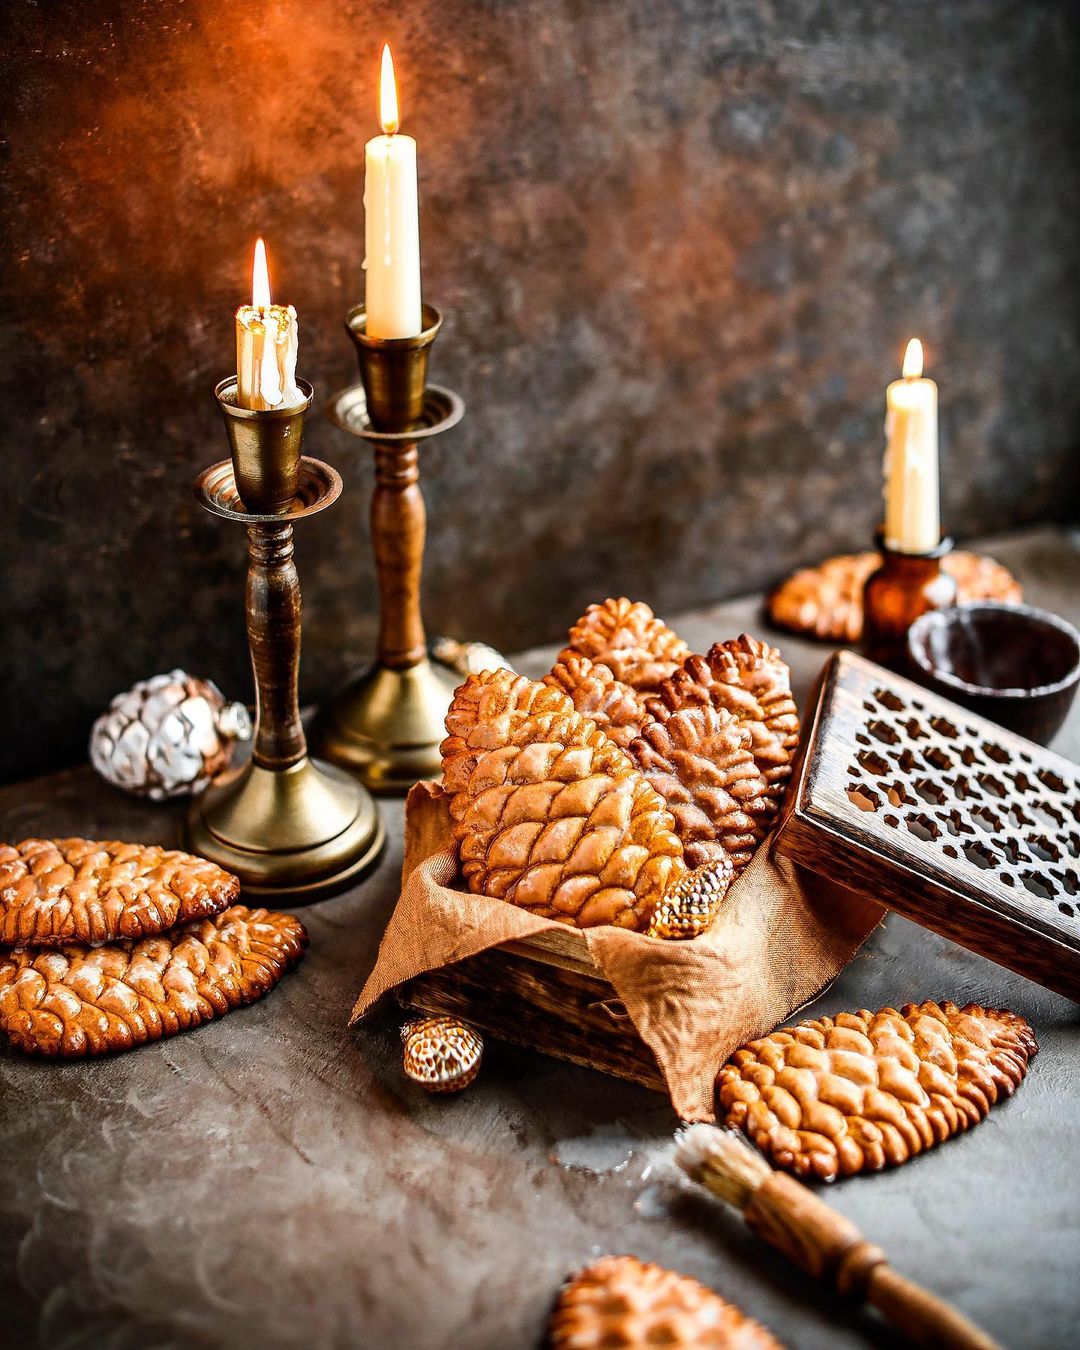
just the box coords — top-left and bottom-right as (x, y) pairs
(775, 650), (1080, 1000)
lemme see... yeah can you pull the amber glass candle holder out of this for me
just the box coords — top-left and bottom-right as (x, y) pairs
(862, 531), (958, 673)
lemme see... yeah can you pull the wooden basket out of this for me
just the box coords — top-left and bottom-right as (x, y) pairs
(385, 778), (883, 1103)
(397, 925), (666, 1090)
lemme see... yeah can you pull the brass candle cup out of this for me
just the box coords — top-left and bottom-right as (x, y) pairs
(862, 531), (958, 673)
(215, 376), (310, 514)
(345, 304), (442, 431)
(187, 382), (385, 900)
(907, 602), (1080, 745)
(310, 303), (465, 794)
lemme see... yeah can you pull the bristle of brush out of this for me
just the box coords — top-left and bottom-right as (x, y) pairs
(674, 1124), (771, 1211)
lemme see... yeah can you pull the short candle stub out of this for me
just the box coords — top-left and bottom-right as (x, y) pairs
(215, 376), (313, 515)
(345, 303), (442, 433)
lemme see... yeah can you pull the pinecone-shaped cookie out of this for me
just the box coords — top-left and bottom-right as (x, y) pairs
(443, 677), (686, 930)
(442, 668), (574, 793)
(560, 598), (690, 692)
(544, 656), (650, 750)
(767, 552), (880, 643)
(0, 838), (239, 948)
(718, 1000), (1037, 1182)
(629, 706), (773, 872)
(0, 906), (307, 1058)
(648, 636), (799, 810)
(711, 636), (800, 795)
(549, 1255), (784, 1350)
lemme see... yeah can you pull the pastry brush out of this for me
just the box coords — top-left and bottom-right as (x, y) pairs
(674, 1123), (1001, 1350)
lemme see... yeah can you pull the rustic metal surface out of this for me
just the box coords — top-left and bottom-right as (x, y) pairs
(0, 528), (1077, 1349)
(2, 1), (1080, 781)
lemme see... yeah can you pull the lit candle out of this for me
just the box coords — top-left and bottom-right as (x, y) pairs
(883, 338), (940, 554)
(364, 44), (422, 339)
(235, 238), (303, 411)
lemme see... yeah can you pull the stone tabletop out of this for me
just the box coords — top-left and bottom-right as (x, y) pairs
(2, 527), (1078, 1350)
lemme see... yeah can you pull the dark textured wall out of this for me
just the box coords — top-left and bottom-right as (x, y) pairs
(2, 0), (1079, 782)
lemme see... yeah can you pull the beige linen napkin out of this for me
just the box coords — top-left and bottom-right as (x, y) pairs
(352, 781), (883, 1120)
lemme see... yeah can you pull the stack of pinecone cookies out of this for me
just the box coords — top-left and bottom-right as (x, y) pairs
(440, 598), (800, 940)
(0, 839), (306, 1057)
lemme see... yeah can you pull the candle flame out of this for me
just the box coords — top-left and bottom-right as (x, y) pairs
(252, 238), (272, 310)
(379, 43), (400, 135)
(902, 337), (924, 380)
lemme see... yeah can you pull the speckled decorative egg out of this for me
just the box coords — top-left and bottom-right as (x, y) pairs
(400, 1016), (483, 1093)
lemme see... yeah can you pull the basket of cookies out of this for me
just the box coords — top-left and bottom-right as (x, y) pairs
(352, 599), (883, 1120)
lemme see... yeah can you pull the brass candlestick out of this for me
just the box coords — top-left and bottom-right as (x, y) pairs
(187, 377), (385, 899)
(862, 529), (958, 673)
(311, 303), (464, 793)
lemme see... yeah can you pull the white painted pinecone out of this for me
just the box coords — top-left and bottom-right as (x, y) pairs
(89, 671), (251, 801)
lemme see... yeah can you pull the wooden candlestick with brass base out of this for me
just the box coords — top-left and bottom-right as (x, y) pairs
(187, 377), (385, 901)
(311, 303), (464, 794)
(862, 529), (958, 674)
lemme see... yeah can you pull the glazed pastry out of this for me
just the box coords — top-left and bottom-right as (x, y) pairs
(559, 597), (690, 693)
(544, 655), (651, 750)
(441, 667), (573, 794)
(549, 1255), (784, 1349)
(647, 636), (800, 812)
(0, 906), (307, 1058)
(718, 999), (1037, 1181)
(442, 675), (686, 930)
(0, 838), (238, 948)
(630, 706), (772, 873)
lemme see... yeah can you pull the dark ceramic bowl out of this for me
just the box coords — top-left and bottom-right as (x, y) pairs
(907, 602), (1080, 745)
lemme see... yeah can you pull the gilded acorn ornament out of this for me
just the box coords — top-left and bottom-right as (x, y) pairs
(647, 860), (733, 940)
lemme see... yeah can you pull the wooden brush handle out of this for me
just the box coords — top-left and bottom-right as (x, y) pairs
(745, 1174), (1001, 1350)
(865, 1265), (999, 1350)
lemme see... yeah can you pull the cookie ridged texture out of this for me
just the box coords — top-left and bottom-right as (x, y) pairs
(647, 636), (799, 810)
(630, 706), (773, 873)
(559, 597), (690, 692)
(445, 702), (687, 931)
(549, 1255), (784, 1350)
(441, 669), (574, 795)
(0, 838), (239, 949)
(718, 1000), (1037, 1182)
(544, 656), (651, 750)
(767, 550), (1023, 643)
(0, 905), (307, 1058)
